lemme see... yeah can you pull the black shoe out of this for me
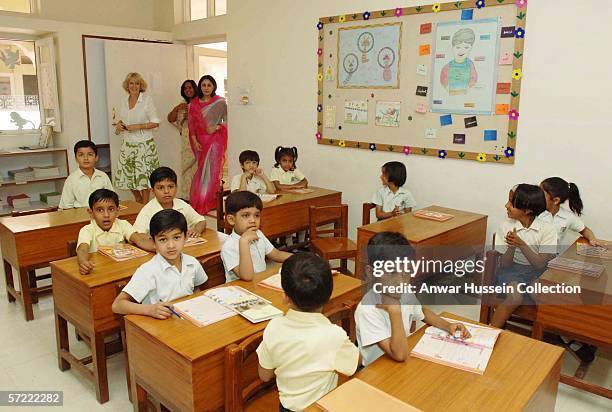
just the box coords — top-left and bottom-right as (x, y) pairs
(569, 341), (596, 363)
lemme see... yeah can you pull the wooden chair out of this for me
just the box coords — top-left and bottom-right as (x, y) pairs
(216, 183), (232, 233)
(200, 253), (226, 289)
(479, 235), (536, 336)
(308, 204), (357, 276)
(225, 331), (279, 412)
(324, 303), (357, 343)
(362, 202), (376, 225)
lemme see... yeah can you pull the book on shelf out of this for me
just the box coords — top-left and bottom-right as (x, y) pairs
(7, 193), (31, 208)
(7, 167), (35, 181)
(410, 318), (502, 375)
(173, 295), (237, 327)
(40, 191), (61, 206)
(547, 256), (604, 278)
(33, 165), (61, 178)
(97, 244), (149, 262)
(204, 286), (283, 323)
(576, 242), (611, 260)
(413, 209), (454, 222)
(316, 379), (421, 412)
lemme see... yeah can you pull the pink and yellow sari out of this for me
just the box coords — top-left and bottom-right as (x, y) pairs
(187, 95), (227, 214)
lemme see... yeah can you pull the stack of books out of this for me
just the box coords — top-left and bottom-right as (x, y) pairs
(33, 165), (61, 179)
(40, 191), (61, 206)
(7, 194), (31, 209)
(413, 209), (454, 222)
(8, 167), (35, 181)
(576, 243), (611, 260)
(547, 256), (605, 278)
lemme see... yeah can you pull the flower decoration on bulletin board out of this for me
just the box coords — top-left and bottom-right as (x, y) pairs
(438, 149), (447, 159)
(316, 21), (323, 30)
(515, 27), (525, 38)
(317, 48), (323, 56)
(516, 0), (527, 8)
(339, 15), (346, 23)
(317, 73), (323, 81)
(512, 68), (523, 80)
(338, 140), (346, 147)
(369, 143), (376, 151)
(477, 153), (487, 162)
(317, 104), (323, 112)
(363, 11), (371, 20)
(504, 147), (515, 158)
(395, 8), (403, 17)
(403, 146), (411, 155)
(432, 3), (441, 12)
(508, 109), (519, 120)
(476, 0), (485, 8)
(315, 131), (322, 140)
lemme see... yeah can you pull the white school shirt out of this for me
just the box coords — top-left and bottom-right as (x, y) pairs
(132, 197), (205, 234)
(77, 218), (135, 252)
(221, 230), (274, 282)
(538, 204), (585, 252)
(119, 92), (160, 143)
(58, 168), (113, 209)
(230, 173), (268, 194)
(256, 309), (359, 411)
(372, 186), (417, 213)
(355, 291), (424, 366)
(269, 167), (306, 185)
(494, 217), (558, 265)
(121, 253), (207, 304)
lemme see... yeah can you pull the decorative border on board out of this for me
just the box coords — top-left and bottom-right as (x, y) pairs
(315, 0), (527, 164)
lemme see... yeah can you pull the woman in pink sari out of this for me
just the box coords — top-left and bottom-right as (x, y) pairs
(188, 75), (228, 214)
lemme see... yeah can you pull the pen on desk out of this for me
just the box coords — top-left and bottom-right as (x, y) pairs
(160, 301), (182, 319)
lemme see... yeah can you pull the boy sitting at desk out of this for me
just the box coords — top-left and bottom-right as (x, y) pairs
(112, 209), (208, 319)
(77, 189), (152, 275)
(133, 166), (206, 237)
(221, 191), (291, 282)
(355, 231), (470, 366)
(257, 253), (360, 412)
(230, 149), (276, 194)
(59, 140), (113, 209)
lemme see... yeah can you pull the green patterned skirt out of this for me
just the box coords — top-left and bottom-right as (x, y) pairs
(114, 138), (160, 190)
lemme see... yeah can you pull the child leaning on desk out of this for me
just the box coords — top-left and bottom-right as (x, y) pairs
(355, 231), (470, 367)
(257, 253), (360, 412)
(76, 189), (151, 275)
(112, 209), (208, 319)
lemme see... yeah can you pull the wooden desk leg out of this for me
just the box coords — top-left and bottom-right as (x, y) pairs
(91, 332), (110, 404)
(54, 312), (71, 371)
(134, 381), (148, 412)
(3, 259), (16, 303)
(19, 267), (34, 321)
(532, 321), (544, 340)
(28, 270), (39, 304)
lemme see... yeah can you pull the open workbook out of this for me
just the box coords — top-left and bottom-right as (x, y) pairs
(97, 244), (149, 261)
(410, 318), (502, 374)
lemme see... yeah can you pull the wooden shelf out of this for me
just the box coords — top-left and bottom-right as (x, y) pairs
(0, 147), (67, 157)
(1, 175), (67, 187)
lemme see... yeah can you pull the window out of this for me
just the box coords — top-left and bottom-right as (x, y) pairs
(0, 0), (31, 13)
(189, 0), (226, 21)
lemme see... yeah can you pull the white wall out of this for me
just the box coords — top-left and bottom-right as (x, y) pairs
(174, 0), (612, 241)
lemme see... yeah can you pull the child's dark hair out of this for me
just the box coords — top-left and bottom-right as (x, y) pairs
(149, 166), (177, 187)
(197, 75), (217, 98)
(180, 79), (198, 103)
(541, 177), (583, 216)
(274, 146), (298, 169)
(74, 140), (98, 156)
(88, 189), (119, 209)
(511, 184), (547, 217)
(149, 209), (187, 239)
(238, 150), (260, 165)
(382, 161), (406, 188)
(281, 253), (332, 312)
(367, 231), (416, 266)
(226, 191), (263, 215)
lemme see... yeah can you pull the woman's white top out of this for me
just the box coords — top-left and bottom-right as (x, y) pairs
(119, 92), (160, 143)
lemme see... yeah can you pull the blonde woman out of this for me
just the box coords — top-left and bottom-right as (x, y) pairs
(114, 72), (160, 204)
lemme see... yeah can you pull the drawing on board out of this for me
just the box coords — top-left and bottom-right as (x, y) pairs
(338, 23), (402, 88)
(344, 100), (368, 124)
(430, 19), (500, 115)
(375, 101), (400, 127)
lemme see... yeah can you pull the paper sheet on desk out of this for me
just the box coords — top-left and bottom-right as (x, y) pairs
(410, 318), (501, 374)
(173, 295), (236, 327)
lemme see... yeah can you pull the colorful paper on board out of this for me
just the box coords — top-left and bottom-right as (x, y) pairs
(425, 128), (437, 139)
(461, 9), (474, 20)
(496, 82), (511, 94)
(495, 104), (509, 115)
(419, 44), (431, 56)
(415, 103), (428, 113)
(464, 116), (478, 128)
(499, 52), (512, 65)
(416, 64), (428, 76)
(484, 130), (498, 141)
(416, 85), (428, 97)
(420, 23), (432, 34)
(440, 114), (452, 126)
(501, 26), (516, 38)
(453, 134), (466, 144)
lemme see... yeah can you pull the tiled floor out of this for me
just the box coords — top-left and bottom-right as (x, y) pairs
(0, 270), (610, 410)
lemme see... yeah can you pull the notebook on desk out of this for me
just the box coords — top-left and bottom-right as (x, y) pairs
(413, 209), (454, 222)
(97, 244), (149, 261)
(316, 379), (421, 412)
(173, 295), (237, 327)
(205, 286), (283, 323)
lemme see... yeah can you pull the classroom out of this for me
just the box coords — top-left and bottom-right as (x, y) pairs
(0, 0), (610, 411)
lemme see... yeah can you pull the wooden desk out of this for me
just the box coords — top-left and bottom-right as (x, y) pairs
(50, 229), (227, 404)
(125, 267), (362, 411)
(532, 239), (612, 398)
(1, 200), (142, 320)
(308, 312), (564, 412)
(356, 205), (487, 278)
(261, 187), (341, 238)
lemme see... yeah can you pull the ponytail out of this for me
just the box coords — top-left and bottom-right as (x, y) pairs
(541, 177), (583, 216)
(274, 146), (299, 169)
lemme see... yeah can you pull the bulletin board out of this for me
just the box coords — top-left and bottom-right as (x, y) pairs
(315, 0), (528, 164)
